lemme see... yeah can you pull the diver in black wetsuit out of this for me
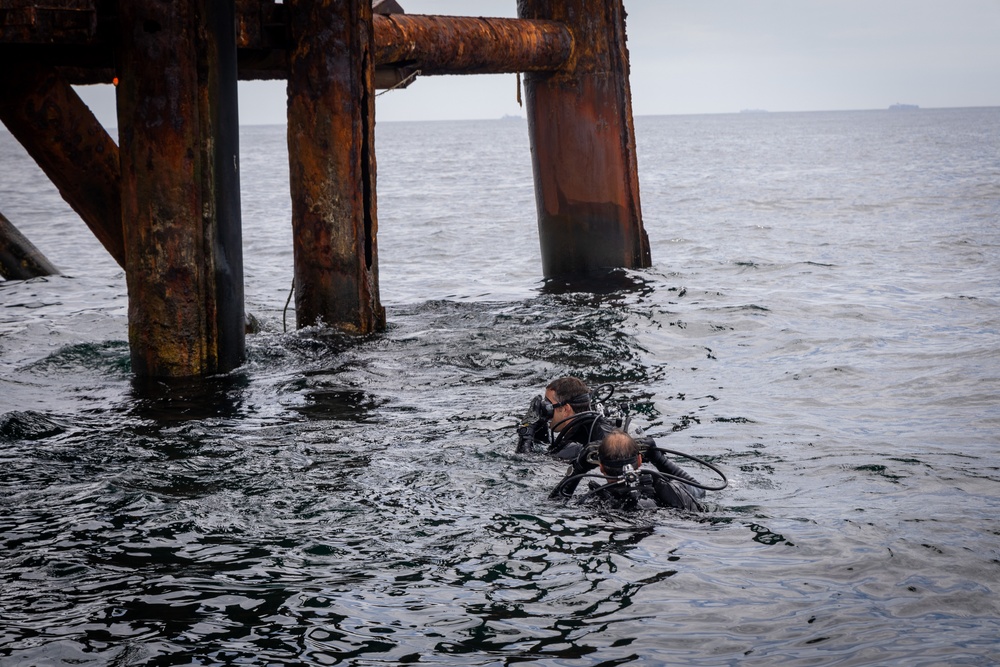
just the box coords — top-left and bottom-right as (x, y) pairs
(515, 376), (616, 462)
(550, 429), (707, 511)
(517, 378), (726, 510)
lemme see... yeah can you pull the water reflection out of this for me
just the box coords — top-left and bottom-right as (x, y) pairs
(283, 368), (384, 422)
(128, 372), (249, 423)
(539, 268), (655, 297)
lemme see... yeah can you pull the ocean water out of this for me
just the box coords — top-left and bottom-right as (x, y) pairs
(1, 107), (999, 665)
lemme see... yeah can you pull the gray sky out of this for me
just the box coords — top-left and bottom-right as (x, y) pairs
(76, 0), (1000, 125)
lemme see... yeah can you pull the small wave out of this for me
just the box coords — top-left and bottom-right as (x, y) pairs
(0, 410), (66, 441)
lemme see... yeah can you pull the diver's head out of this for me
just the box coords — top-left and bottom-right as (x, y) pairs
(544, 376), (592, 431)
(598, 429), (642, 477)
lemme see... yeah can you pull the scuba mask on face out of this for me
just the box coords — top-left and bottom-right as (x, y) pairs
(528, 392), (591, 422)
(528, 395), (553, 421)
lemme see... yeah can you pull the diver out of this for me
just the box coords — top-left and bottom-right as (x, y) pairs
(515, 376), (618, 462)
(516, 377), (727, 510)
(550, 429), (721, 511)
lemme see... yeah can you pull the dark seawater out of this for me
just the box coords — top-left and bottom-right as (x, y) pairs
(2, 107), (999, 665)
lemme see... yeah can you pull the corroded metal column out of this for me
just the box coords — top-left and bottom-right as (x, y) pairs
(517, 0), (650, 278)
(0, 64), (125, 268)
(115, 0), (244, 377)
(286, 0), (384, 333)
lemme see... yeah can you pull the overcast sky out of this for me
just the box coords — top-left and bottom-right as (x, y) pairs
(75, 0), (1000, 126)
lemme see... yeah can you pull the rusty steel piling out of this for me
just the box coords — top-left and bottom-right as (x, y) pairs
(518, 0), (650, 279)
(286, 0), (384, 334)
(115, 0), (244, 377)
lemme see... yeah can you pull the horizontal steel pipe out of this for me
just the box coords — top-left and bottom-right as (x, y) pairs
(6, 11), (575, 80)
(372, 14), (572, 74)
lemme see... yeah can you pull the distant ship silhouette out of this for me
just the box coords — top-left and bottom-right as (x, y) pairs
(889, 103), (919, 110)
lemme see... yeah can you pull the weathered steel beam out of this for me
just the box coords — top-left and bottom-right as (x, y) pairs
(371, 13), (571, 74)
(3, 4), (573, 80)
(286, 0), (384, 334)
(0, 210), (59, 280)
(518, 0), (650, 279)
(227, 12), (572, 80)
(0, 0), (97, 43)
(0, 63), (125, 268)
(116, 0), (244, 377)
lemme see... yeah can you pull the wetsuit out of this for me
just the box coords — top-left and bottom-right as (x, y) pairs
(516, 411), (616, 461)
(549, 438), (706, 511)
(587, 469), (704, 511)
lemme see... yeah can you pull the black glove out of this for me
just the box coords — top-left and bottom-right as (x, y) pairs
(515, 418), (549, 453)
(548, 444), (598, 500)
(573, 443), (598, 475)
(515, 424), (534, 453)
(530, 418), (549, 443)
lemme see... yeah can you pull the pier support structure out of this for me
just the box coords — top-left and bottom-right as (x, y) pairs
(1, 0), (649, 378)
(286, 0), (384, 333)
(518, 0), (650, 278)
(115, 0), (244, 376)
